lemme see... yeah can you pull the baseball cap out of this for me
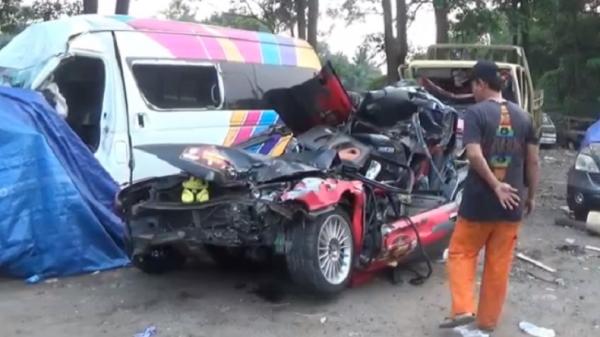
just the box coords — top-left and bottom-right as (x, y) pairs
(470, 60), (502, 87)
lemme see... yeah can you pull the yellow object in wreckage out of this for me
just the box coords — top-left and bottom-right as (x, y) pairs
(181, 177), (210, 203)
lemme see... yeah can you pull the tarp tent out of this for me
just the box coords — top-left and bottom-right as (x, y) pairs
(0, 87), (128, 279)
(581, 118), (600, 149)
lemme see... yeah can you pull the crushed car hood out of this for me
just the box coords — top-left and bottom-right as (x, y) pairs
(263, 61), (353, 134)
(136, 144), (338, 184)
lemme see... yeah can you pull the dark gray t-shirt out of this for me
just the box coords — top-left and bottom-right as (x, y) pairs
(459, 100), (538, 222)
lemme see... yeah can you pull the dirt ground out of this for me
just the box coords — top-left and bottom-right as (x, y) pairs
(1, 148), (599, 337)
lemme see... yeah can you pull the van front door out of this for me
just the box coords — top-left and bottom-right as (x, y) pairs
(34, 32), (131, 184)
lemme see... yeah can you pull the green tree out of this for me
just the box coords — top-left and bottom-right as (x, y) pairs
(24, 0), (82, 21)
(0, 0), (23, 34)
(228, 0), (296, 33)
(162, 0), (197, 22)
(83, 0), (97, 14)
(306, 0), (319, 47)
(1, 0), (82, 35)
(204, 11), (271, 31)
(318, 41), (382, 91)
(115, 0), (130, 15)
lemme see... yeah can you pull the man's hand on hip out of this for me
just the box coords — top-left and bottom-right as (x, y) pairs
(494, 182), (520, 210)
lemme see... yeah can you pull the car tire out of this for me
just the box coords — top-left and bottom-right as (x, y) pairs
(204, 245), (247, 268)
(132, 246), (186, 274)
(573, 208), (589, 222)
(568, 192), (589, 221)
(286, 209), (354, 296)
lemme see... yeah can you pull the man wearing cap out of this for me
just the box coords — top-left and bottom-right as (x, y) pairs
(439, 60), (540, 333)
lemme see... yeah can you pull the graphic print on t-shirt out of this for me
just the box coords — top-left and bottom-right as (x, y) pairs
(489, 104), (514, 181)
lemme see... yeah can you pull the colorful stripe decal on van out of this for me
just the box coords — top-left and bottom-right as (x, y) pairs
(122, 18), (320, 69)
(257, 32), (281, 65)
(233, 110), (262, 144)
(222, 110), (280, 147)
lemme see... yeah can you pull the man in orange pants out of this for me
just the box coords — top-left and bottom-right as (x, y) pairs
(439, 60), (540, 333)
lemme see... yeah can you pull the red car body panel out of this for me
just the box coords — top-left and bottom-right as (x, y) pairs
(282, 178), (366, 251)
(282, 177), (459, 285)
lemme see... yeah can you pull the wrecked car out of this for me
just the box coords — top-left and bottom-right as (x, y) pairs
(117, 65), (467, 295)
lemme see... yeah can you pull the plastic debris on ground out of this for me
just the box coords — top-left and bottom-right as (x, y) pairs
(25, 275), (41, 284)
(452, 325), (489, 337)
(134, 325), (157, 337)
(516, 253), (557, 273)
(436, 248), (449, 263)
(559, 206), (570, 215)
(320, 316), (327, 324)
(585, 245), (600, 253)
(519, 321), (556, 337)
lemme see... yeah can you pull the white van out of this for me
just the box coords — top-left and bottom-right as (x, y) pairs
(0, 15), (321, 185)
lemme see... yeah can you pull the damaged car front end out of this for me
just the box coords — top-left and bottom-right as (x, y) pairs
(116, 144), (347, 274)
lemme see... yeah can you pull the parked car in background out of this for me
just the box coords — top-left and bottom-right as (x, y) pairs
(539, 113), (557, 146)
(567, 119), (600, 220)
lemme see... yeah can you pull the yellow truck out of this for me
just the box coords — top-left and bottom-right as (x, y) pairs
(402, 44), (544, 131)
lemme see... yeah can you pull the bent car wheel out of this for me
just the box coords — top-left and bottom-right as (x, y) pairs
(286, 209), (354, 295)
(132, 246), (186, 274)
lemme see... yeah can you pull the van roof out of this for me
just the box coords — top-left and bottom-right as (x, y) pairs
(0, 15), (321, 82)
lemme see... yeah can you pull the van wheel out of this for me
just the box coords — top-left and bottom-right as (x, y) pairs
(132, 246), (186, 274)
(286, 209), (354, 296)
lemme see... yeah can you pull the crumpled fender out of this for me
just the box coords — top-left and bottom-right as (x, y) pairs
(281, 177), (365, 250)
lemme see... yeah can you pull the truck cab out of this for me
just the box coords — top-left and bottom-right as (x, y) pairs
(402, 44), (543, 130)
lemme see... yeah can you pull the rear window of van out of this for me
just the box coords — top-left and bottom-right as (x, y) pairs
(220, 63), (317, 110)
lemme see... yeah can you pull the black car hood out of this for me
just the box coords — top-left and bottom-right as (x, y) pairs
(136, 144), (337, 184)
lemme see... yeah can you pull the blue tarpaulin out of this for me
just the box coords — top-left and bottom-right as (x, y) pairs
(581, 118), (600, 149)
(0, 87), (129, 279)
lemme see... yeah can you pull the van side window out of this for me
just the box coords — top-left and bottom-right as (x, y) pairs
(220, 63), (316, 110)
(220, 62), (264, 109)
(132, 64), (221, 110)
(255, 65), (317, 96)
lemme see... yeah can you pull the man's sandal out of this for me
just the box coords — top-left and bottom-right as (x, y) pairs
(439, 313), (476, 329)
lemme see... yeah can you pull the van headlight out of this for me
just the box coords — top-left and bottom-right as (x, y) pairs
(575, 150), (600, 173)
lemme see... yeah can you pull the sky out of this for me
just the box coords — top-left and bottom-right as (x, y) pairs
(95, 0), (437, 58)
